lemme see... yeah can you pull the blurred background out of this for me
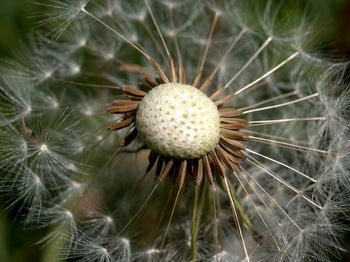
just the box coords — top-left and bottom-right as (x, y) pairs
(0, 0), (349, 261)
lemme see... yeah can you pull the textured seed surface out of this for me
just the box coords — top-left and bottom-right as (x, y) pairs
(136, 83), (220, 159)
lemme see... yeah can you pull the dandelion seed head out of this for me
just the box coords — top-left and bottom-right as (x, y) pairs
(121, 237), (130, 247)
(71, 180), (81, 189)
(100, 247), (107, 254)
(39, 144), (48, 152)
(77, 39), (86, 48)
(69, 63), (81, 75)
(136, 83), (220, 159)
(65, 210), (73, 219)
(105, 216), (113, 224)
(43, 70), (53, 79)
(146, 248), (159, 255)
(24, 106), (32, 115)
(103, 52), (114, 61)
(33, 175), (42, 185)
(83, 107), (93, 116)
(20, 140), (28, 153)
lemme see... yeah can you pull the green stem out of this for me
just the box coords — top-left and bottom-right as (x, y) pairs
(191, 184), (200, 261)
(191, 181), (208, 261)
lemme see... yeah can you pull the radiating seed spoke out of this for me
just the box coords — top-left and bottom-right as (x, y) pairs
(246, 155), (322, 209)
(82, 8), (151, 61)
(222, 176), (250, 262)
(208, 28), (247, 81)
(224, 37), (273, 89)
(243, 93), (319, 114)
(248, 117), (326, 126)
(144, 0), (171, 58)
(230, 171), (281, 250)
(239, 91), (297, 111)
(235, 52), (299, 95)
(240, 167), (302, 230)
(249, 135), (329, 154)
(246, 149), (317, 182)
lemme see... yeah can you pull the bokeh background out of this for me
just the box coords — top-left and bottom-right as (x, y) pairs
(0, 0), (349, 261)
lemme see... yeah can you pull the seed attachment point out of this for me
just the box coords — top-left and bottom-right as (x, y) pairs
(136, 83), (221, 159)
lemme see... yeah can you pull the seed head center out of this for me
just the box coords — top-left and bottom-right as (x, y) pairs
(136, 83), (220, 159)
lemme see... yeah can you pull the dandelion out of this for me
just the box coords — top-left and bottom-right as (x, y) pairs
(0, 0), (349, 261)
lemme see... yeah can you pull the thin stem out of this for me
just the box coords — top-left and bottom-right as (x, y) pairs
(224, 37), (273, 89)
(198, 12), (220, 73)
(235, 52), (299, 95)
(144, 0), (171, 58)
(140, 21), (165, 59)
(222, 176), (250, 262)
(82, 8), (151, 61)
(159, 160), (187, 251)
(243, 93), (319, 114)
(240, 167), (302, 230)
(169, 7), (183, 64)
(53, 78), (121, 90)
(231, 170), (281, 250)
(244, 129), (311, 146)
(248, 117), (326, 126)
(208, 28), (247, 81)
(239, 91), (296, 111)
(249, 135), (329, 154)
(225, 177), (255, 235)
(246, 155), (322, 209)
(151, 187), (175, 246)
(246, 149), (317, 182)
(118, 182), (160, 235)
(159, 184), (182, 250)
